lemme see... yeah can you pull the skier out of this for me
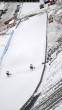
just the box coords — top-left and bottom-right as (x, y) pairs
(30, 64), (35, 70)
(6, 71), (11, 77)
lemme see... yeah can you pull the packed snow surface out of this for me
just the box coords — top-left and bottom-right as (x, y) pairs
(0, 13), (46, 110)
(21, 3), (40, 15)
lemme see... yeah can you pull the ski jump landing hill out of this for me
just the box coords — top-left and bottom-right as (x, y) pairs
(0, 11), (46, 110)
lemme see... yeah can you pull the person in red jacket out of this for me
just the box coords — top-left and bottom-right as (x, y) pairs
(49, 0), (55, 5)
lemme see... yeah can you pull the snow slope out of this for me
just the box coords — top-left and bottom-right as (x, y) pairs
(21, 3), (40, 15)
(0, 13), (46, 110)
